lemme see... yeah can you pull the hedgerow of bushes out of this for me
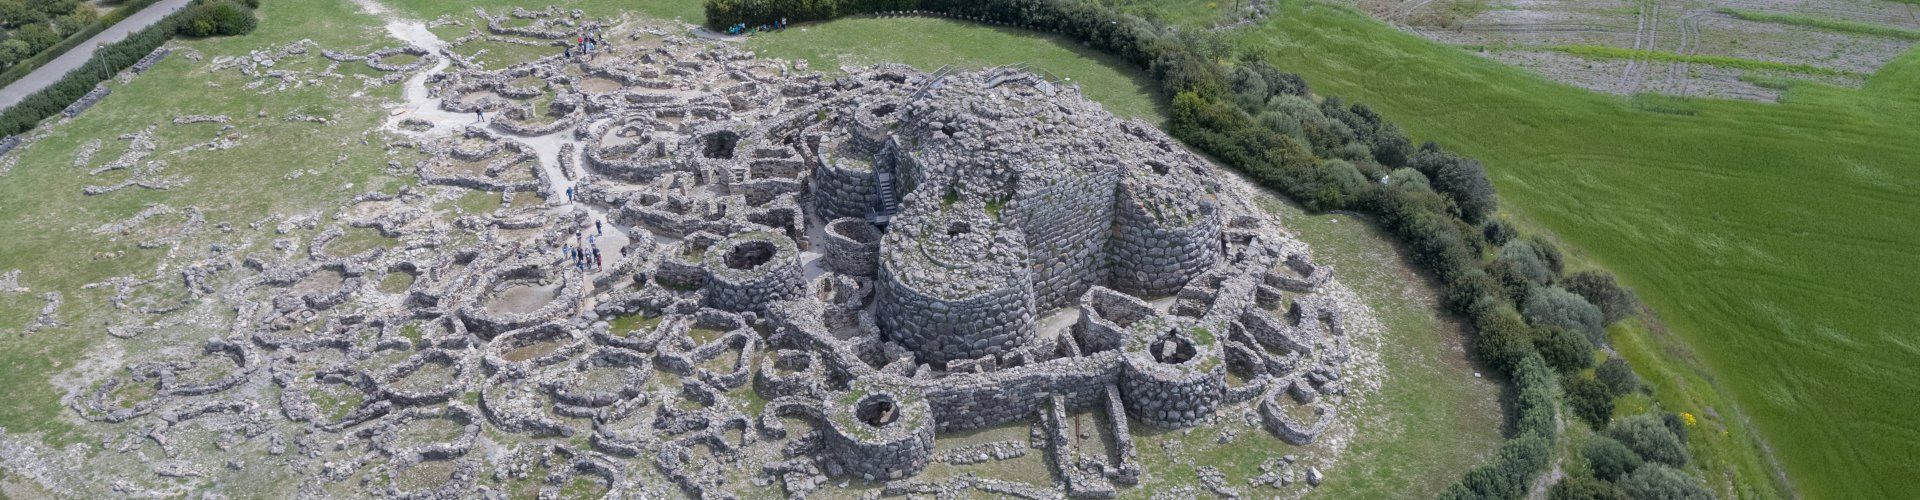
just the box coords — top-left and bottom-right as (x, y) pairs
(0, 0), (255, 137)
(705, 0), (1684, 497)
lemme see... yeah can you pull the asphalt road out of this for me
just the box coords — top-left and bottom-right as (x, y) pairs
(0, 0), (194, 114)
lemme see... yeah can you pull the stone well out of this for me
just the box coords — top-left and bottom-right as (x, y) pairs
(702, 230), (803, 313)
(822, 380), (934, 481)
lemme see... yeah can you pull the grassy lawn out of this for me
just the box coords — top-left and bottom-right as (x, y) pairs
(1161, 0), (1920, 497)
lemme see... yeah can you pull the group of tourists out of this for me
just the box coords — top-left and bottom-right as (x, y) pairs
(724, 17), (788, 35)
(564, 26), (607, 60)
(563, 219), (612, 273)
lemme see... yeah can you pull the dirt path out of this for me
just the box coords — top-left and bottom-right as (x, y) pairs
(362, 0), (636, 287)
(0, 0), (194, 113)
(1522, 410), (1569, 499)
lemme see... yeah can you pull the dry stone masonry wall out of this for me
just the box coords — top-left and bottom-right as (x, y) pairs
(26, 8), (1379, 498)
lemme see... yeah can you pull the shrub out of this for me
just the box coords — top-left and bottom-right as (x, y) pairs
(1498, 240), (1554, 285)
(1371, 121), (1412, 168)
(1616, 464), (1712, 500)
(1304, 158), (1367, 210)
(177, 0), (255, 38)
(1467, 303), (1535, 375)
(1564, 374), (1614, 428)
(1548, 475), (1628, 500)
(1563, 271), (1636, 324)
(1524, 286), (1606, 345)
(1594, 358), (1640, 396)
(1386, 167), (1429, 192)
(1511, 354), (1559, 439)
(1482, 218), (1516, 246)
(1606, 414), (1690, 467)
(1581, 435), (1644, 482)
(1534, 325), (1595, 373)
(1410, 148), (1498, 223)
(1440, 433), (1554, 500)
(1661, 411), (1690, 443)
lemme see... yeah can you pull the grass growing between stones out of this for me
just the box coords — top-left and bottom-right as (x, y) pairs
(1181, 0), (1920, 496)
(0, 0), (402, 447)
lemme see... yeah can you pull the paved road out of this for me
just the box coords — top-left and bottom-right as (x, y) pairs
(0, 0), (193, 113)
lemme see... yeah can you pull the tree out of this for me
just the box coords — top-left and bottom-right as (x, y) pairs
(1548, 475), (1627, 500)
(1411, 148), (1498, 223)
(177, 0), (255, 38)
(1524, 286), (1606, 345)
(1371, 121), (1412, 168)
(1616, 464), (1711, 500)
(1595, 358), (1640, 396)
(1606, 414), (1690, 467)
(0, 38), (29, 66)
(1386, 167), (1429, 193)
(1534, 325), (1594, 373)
(1483, 218), (1516, 246)
(1581, 435), (1644, 482)
(1498, 240), (1554, 285)
(1564, 374), (1614, 428)
(1564, 271), (1636, 324)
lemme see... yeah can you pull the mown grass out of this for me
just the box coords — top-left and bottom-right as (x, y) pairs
(1719, 8), (1920, 41)
(1188, 0), (1920, 497)
(1546, 44), (1860, 76)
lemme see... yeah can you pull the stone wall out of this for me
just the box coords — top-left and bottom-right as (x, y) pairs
(808, 154), (876, 222)
(1015, 168), (1120, 312)
(1108, 179), (1221, 297)
(821, 383), (935, 481)
(701, 230), (803, 313)
(821, 218), (880, 277)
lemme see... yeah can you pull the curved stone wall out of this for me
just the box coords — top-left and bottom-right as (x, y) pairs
(821, 382), (934, 481)
(702, 230), (803, 313)
(821, 218), (881, 277)
(1119, 318), (1226, 428)
(875, 206), (1034, 365)
(1109, 179), (1221, 297)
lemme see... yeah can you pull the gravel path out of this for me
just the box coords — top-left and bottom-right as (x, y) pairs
(0, 0), (194, 113)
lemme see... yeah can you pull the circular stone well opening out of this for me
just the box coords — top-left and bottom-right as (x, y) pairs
(702, 130), (740, 159)
(946, 222), (972, 237)
(724, 241), (776, 270)
(828, 218), (880, 244)
(1151, 332), (1196, 365)
(856, 394), (899, 428)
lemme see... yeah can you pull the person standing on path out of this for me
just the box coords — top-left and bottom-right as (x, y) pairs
(475, 110), (484, 122)
(595, 220), (602, 236)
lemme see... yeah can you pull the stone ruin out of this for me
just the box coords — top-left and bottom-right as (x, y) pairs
(45, 8), (1367, 498)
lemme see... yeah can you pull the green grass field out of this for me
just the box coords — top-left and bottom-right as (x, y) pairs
(1157, 1), (1920, 497)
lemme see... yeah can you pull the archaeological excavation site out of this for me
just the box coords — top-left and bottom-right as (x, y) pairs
(0, 3), (1418, 499)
